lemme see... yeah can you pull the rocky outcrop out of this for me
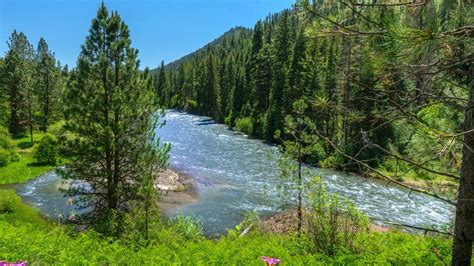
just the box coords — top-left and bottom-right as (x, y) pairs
(154, 169), (185, 192)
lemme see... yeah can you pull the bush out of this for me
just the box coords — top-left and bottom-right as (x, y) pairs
(0, 190), (19, 214)
(169, 214), (204, 240)
(47, 120), (66, 136)
(305, 177), (369, 256)
(0, 148), (12, 167)
(0, 127), (18, 166)
(235, 117), (253, 135)
(34, 133), (58, 165)
(0, 126), (14, 150)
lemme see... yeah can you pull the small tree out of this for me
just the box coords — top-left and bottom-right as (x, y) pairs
(306, 177), (369, 256)
(277, 98), (324, 232)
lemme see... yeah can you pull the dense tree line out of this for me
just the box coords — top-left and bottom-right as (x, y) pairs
(1, 0), (472, 262)
(157, 0), (472, 263)
(0, 31), (65, 141)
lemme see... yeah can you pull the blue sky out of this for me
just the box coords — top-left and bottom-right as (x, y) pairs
(0, 0), (294, 69)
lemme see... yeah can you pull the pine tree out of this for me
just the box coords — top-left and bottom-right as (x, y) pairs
(204, 55), (221, 120)
(287, 28), (309, 114)
(36, 38), (61, 131)
(61, 4), (168, 236)
(278, 98), (319, 232)
(230, 66), (246, 125)
(155, 60), (167, 105)
(267, 10), (292, 140)
(2, 30), (35, 137)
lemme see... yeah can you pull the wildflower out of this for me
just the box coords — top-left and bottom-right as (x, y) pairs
(68, 213), (76, 221)
(0, 261), (27, 266)
(261, 256), (280, 265)
(67, 198), (73, 206)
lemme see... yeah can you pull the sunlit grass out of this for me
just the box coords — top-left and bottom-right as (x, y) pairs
(0, 133), (67, 185)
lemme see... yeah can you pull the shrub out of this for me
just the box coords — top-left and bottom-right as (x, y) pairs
(34, 133), (58, 165)
(47, 120), (66, 136)
(224, 114), (232, 126)
(0, 148), (12, 166)
(305, 177), (369, 256)
(0, 126), (14, 150)
(0, 126), (22, 166)
(169, 214), (204, 240)
(0, 191), (19, 214)
(235, 117), (253, 135)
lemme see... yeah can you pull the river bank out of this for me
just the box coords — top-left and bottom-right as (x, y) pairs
(155, 168), (198, 212)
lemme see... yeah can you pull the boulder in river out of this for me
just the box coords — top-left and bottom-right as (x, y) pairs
(154, 169), (185, 192)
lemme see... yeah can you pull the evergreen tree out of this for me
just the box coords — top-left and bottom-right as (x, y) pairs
(36, 38), (61, 131)
(155, 60), (167, 105)
(2, 30), (35, 137)
(267, 10), (292, 140)
(61, 4), (168, 236)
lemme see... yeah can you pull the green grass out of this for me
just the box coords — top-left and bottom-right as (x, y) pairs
(0, 133), (67, 185)
(0, 191), (457, 265)
(0, 189), (50, 228)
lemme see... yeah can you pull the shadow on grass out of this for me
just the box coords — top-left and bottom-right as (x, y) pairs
(26, 162), (56, 167)
(17, 141), (34, 149)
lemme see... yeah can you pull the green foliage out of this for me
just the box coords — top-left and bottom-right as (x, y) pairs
(33, 133), (58, 165)
(235, 117), (253, 135)
(0, 190), (49, 227)
(36, 38), (62, 132)
(227, 211), (260, 238)
(0, 196), (456, 265)
(0, 190), (20, 214)
(0, 149), (12, 167)
(319, 153), (344, 169)
(0, 127), (19, 166)
(1, 30), (35, 137)
(0, 133), (64, 184)
(61, 3), (169, 236)
(0, 192), (457, 265)
(306, 177), (369, 256)
(168, 214), (204, 241)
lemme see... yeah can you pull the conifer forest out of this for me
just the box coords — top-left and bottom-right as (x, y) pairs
(0, 0), (473, 265)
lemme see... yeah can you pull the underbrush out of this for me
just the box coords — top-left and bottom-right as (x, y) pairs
(0, 190), (455, 265)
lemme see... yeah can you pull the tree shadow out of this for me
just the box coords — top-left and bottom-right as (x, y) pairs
(196, 119), (216, 126)
(27, 162), (56, 167)
(17, 141), (34, 149)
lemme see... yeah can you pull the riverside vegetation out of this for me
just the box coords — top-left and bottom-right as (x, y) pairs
(0, 0), (473, 264)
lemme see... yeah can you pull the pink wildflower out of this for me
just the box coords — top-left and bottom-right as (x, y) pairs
(261, 256), (280, 265)
(0, 261), (27, 266)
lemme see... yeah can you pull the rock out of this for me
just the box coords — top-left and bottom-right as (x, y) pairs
(154, 169), (185, 192)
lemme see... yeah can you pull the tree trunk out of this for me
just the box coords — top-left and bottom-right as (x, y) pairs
(297, 156), (303, 233)
(28, 101), (33, 144)
(9, 80), (20, 136)
(342, 35), (352, 149)
(452, 65), (474, 265)
(42, 73), (50, 132)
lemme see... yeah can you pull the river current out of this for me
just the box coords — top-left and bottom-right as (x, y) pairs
(12, 110), (454, 235)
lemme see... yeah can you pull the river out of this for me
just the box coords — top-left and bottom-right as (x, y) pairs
(11, 110), (454, 235)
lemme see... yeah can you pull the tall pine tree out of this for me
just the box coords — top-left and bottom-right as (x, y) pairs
(61, 4), (168, 236)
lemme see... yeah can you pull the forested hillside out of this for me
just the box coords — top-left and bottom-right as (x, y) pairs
(1, 0), (472, 264)
(158, 0), (471, 184)
(157, 1), (473, 262)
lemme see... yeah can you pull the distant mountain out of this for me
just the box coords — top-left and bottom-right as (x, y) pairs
(153, 27), (252, 72)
